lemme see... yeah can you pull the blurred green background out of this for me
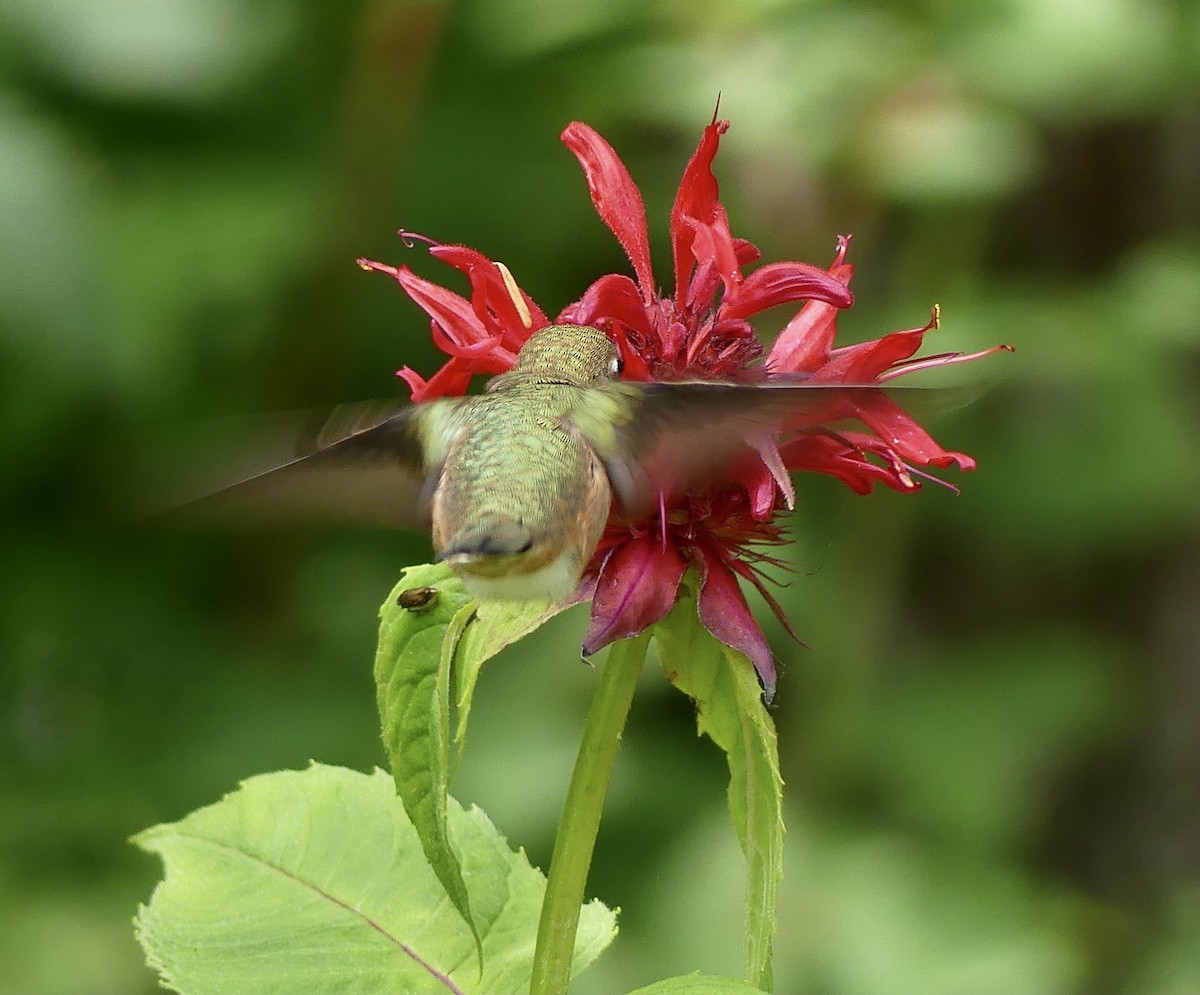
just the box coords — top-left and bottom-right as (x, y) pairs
(2, 0), (1199, 992)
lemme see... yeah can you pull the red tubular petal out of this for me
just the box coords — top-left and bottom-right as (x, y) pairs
(562, 122), (656, 304)
(428, 325), (497, 360)
(683, 257), (723, 318)
(685, 205), (742, 297)
(582, 534), (688, 656)
(820, 327), (926, 382)
(768, 299), (841, 373)
(558, 273), (653, 336)
(671, 119), (729, 305)
(660, 319), (688, 366)
(696, 541), (777, 700)
(721, 261), (854, 322)
(430, 244), (549, 344)
(428, 331), (515, 372)
(391, 266), (491, 347)
(781, 434), (902, 494)
(731, 464), (782, 519)
(733, 237), (761, 267)
(396, 366), (428, 397)
(768, 250), (854, 373)
(773, 385), (974, 474)
(398, 358), (476, 402)
(839, 392), (976, 470)
(362, 253), (522, 388)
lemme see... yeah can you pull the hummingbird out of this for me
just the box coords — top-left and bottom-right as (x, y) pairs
(188, 323), (891, 603)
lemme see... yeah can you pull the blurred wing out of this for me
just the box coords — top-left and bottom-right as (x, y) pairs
(157, 399), (463, 531)
(578, 380), (933, 516)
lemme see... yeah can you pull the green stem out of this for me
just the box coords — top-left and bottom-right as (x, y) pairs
(529, 633), (650, 995)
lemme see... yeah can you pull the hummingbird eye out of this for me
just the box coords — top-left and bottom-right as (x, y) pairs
(608, 355), (623, 378)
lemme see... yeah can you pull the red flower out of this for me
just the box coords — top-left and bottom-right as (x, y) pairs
(358, 117), (1008, 701)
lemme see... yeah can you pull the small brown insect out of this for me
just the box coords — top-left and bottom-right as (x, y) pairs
(397, 585), (439, 611)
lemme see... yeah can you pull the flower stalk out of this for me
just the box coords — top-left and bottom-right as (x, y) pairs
(529, 633), (650, 995)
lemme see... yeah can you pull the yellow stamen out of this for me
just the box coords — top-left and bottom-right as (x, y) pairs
(932, 302), (941, 330)
(496, 261), (532, 329)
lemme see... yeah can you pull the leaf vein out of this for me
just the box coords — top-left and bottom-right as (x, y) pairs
(178, 834), (468, 995)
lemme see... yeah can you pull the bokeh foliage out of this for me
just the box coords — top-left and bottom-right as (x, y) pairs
(2, 0), (1198, 992)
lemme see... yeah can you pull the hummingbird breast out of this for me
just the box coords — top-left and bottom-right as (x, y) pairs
(430, 382), (611, 602)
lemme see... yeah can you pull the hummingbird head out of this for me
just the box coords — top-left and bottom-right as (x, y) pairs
(505, 324), (622, 385)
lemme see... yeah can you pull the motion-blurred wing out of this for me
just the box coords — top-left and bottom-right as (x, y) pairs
(577, 380), (915, 517)
(161, 398), (463, 531)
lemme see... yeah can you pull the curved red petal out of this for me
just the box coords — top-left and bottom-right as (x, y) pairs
(430, 244), (549, 344)
(683, 257), (723, 319)
(428, 324), (515, 369)
(838, 392), (976, 471)
(671, 119), (729, 305)
(582, 533), (688, 656)
(730, 462), (782, 519)
(396, 365), (428, 398)
(558, 273), (653, 336)
(820, 328), (926, 382)
(733, 237), (761, 267)
(391, 266), (491, 348)
(695, 541), (777, 700)
(781, 434), (901, 494)
(398, 357), (476, 402)
(684, 205), (742, 298)
(721, 261), (854, 322)
(767, 244), (855, 372)
(562, 122), (656, 304)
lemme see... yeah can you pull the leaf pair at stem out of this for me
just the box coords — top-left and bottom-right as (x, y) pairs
(375, 562), (783, 993)
(133, 560), (784, 995)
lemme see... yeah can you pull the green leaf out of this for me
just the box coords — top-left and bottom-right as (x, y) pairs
(653, 584), (784, 993)
(627, 975), (768, 995)
(133, 764), (617, 995)
(451, 595), (570, 752)
(374, 564), (578, 958)
(374, 563), (479, 956)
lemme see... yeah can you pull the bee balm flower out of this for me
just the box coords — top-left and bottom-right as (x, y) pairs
(359, 117), (1008, 700)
